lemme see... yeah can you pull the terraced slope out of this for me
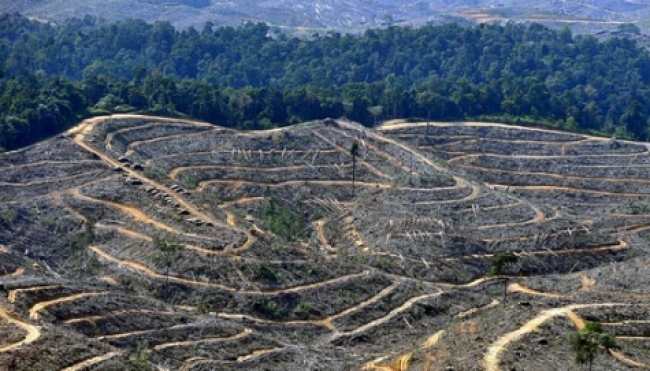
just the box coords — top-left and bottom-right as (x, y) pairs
(376, 120), (650, 370)
(0, 115), (647, 371)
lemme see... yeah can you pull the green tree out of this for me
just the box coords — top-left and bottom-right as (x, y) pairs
(570, 322), (619, 371)
(487, 252), (518, 303)
(621, 100), (648, 140)
(350, 140), (360, 197)
(152, 235), (183, 299)
(487, 252), (518, 276)
(416, 91), (436, 139)
(367, 105), (383, 126)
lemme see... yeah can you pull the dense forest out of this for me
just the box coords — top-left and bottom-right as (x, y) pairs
(1, 13), (650, 151)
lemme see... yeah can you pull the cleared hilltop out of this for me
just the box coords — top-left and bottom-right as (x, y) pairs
(0, 115), (648, 370)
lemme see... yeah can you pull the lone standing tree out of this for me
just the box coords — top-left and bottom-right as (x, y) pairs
(350, 140), (360, 197)
(570, 322), (619, 371)
(153, 235), (183, 299)
(487, 252), (518, 303)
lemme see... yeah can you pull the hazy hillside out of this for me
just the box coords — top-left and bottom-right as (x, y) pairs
(1, 0), (649, 31)
(0, 115), (649, 370)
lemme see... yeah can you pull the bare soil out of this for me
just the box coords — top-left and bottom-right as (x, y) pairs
(0, 116), (648, 370)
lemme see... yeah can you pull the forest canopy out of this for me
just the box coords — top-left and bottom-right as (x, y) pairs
(1, 13), (650, 151)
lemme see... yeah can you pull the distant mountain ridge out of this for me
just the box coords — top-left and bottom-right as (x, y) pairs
(1, 0), (649, 32)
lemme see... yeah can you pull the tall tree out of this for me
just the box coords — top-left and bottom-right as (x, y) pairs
(152, 235), (183, 299)
(416, 91), (436, 139)
(487, 252), (518, 303)
(570, 322), (619, 371)
(350, 140), (360, 197)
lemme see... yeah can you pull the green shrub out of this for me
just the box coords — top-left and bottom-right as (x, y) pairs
(71, 218), (96, 253)
(256, 259), (280, 283)
(261, 197), (309, 241)
(0, 208), (18, 227)
(128, 341), (153, 371)
(144, 166), (168, 180)
(251, 299), (281, 318)
(293, 302), (316, 319)
(487, 252), (518, 276)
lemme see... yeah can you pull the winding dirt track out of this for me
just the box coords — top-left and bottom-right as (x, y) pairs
(378, 120), (583, 136)
(196, 178), (391, 191)
(69, 188), (180, 234)
(71, 119), (257, 254)
(483, 303), (637, 371)
(490, 184), (650, 197)
(105, 120), (213, 153)
(456, 299), (500, 319)
(0, 303), (41, 352)
(96, 322), (201, 340)
(449, 150), (648, 161)
(217, 280), (401, 332)
(8, 268), (25, 276)
(91, 244), (372, 294)
(178, 347), (285, 370)
(458, 162), (650, 185)
(359, 242), (612, 287)
(63, 309), (176, 325)
(168, 163), (344, 180)
(328, 291), (444, 342)
(151, 328), (252, 351)
(68, 188), (250, 256)
(8, 285), (60, 303)
(611, 352), (650, 369)
(421, 329), (446, 349)
(507, 283), (564, 298)
(29, 292), (106, 320)
(59, 351), (121, 371)
(123, 129), (223, 157)
(218, 196), (265, 209)
(236, 347), (285, 362)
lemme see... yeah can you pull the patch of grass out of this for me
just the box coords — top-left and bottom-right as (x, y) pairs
(0, 208), (18, 228)
(204, 191), (222, 205)
(37, 214), (58, 230)
(626, 202), (650, 215)
(144, 166), (168, 180)
(255, 259), (281, 283)
(128, 340), (154, 371)
(261, 197), (309, 241)
(250, 299), (282, 319)
(293, 302), (317, 319)
(71, 218), (96, 254)
(178, 173), (198, 188)
(432, 156), (450, 168)
(372, 256), (392, 270)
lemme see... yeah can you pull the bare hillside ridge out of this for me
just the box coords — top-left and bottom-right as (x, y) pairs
(0, 115), (647, 370)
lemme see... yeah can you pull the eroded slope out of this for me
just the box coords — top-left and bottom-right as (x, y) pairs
(0, 115), (645, 371)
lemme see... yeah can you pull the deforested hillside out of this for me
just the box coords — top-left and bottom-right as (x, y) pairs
(0, 115), (648, 371)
